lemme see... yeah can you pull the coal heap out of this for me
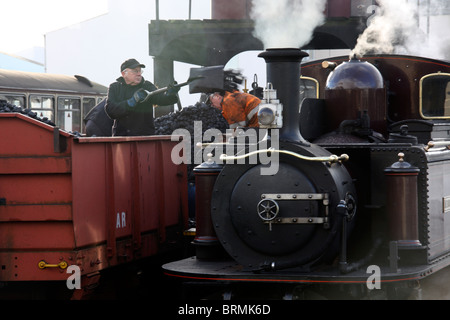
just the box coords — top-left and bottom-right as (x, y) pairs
(155, 102), (229, 181)
(155, 102), (228, 135)
(0, 100), (56, 126)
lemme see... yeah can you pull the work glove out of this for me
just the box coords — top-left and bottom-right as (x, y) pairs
(127, 88), (148, 107)
(166, 82), (180, 96)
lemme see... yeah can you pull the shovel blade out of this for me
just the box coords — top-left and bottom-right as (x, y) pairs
(189, 66), (224, 94)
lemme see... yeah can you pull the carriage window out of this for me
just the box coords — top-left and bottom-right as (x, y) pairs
(83, 97), (96, 118)
(446, 82), (450, 116)
(420, 73), (450, 118)
(299, 77), (319, 106)
(0, 94), (25, 107)
(82, 97), (96, 133)
(57, 97), (81, 133)
(29, 95), (54, 122)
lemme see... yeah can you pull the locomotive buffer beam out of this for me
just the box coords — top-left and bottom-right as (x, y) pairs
(258, 193), (329, 231)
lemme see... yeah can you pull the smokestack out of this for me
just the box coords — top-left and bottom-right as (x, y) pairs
(258, 48), (309, 142)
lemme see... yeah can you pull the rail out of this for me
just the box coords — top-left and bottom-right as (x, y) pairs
(220, 148), (349, 164)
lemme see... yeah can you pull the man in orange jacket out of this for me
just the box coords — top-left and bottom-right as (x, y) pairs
(209, 91), (261, 129)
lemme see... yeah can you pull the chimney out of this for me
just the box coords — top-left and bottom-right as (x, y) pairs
(258, 48), (309, 143)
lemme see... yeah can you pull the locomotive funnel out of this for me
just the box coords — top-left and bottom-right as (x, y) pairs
(258, 48), (309, 142)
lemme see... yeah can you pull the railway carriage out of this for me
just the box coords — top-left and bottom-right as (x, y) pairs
(0, 69), (106, 134)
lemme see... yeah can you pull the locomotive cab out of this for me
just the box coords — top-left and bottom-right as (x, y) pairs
(420, 72), (450, 118)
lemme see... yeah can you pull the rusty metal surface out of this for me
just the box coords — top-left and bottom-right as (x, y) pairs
(0, 113), (189, 281)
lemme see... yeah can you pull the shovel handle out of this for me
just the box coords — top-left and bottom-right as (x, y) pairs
(142, 76), (203, 102)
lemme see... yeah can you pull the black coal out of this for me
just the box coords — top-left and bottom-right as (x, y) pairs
(0, 100), (56, 126)
(155, 102), (228, 135)
(155, 102), (229, 181)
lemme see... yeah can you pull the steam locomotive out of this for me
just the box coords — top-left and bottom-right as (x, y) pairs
(162, 48), (450, 300)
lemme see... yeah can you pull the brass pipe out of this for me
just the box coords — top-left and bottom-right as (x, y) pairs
(220, 148), (349, 163)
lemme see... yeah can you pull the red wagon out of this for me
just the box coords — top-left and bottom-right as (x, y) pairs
(0, 113), (189, 298)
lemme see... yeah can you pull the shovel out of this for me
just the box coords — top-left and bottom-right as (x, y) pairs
(142, 75), (204, 103)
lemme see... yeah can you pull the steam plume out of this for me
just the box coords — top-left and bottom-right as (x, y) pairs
(250, 0), (327, 49)
(352, 0), (450, 60)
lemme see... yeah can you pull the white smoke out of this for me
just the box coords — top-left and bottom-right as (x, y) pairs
(352, 0), (450, 60)
(250, 0), (327, 49)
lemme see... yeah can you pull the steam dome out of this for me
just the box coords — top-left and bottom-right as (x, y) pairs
(323, 56), (387, 136)
(326, 57), (384, 90)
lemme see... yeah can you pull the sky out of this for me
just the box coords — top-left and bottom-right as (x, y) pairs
(0, 0), (212, 55)
(0, 0), (108, 53)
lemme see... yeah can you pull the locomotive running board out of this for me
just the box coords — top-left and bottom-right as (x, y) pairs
(162, 254), (450, 286)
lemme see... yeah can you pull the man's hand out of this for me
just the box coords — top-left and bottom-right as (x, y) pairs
(166, 82), (180, 96)
(127, 88), (148, 107)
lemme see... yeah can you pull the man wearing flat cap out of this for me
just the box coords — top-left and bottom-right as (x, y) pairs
(105, 58), (179, 136)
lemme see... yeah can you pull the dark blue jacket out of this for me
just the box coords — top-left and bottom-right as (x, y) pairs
(84, 99), (113, 136)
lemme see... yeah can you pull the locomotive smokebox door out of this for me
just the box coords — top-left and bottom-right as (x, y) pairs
(229, 162), (321, 256)
(384, 153), (421, 248)
(211, 141), (357, 272)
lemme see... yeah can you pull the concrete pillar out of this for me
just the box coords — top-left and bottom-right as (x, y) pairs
(153, 55), (174, 118)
